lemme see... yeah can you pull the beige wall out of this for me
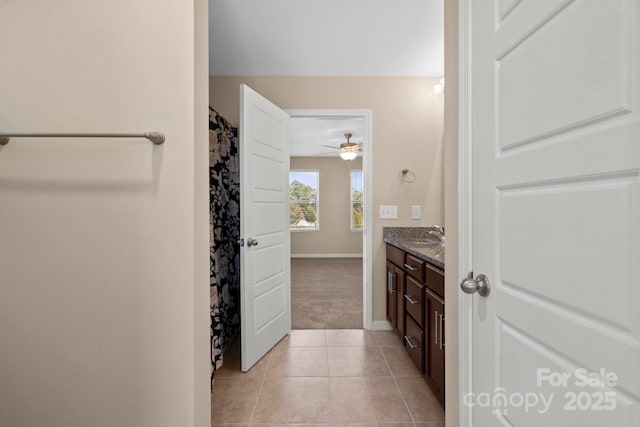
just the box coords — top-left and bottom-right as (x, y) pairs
(210, 76), (444, 322)
(0, 2), (209, 427)
(444, 0), (460, 425)
(290, 157), (363, 256)
(194, 1), (211, 426)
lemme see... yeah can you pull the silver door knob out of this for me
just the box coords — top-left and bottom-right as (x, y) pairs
(247, 238), (259, 247)
(460, 273), (490, 297)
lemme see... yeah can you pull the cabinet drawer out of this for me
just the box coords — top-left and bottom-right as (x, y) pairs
(386, 244), (405, 268)
(425, 263), (445, 298)
(404, 314), (424, 374)
(405, 275), (424, 328)
(404, 254), (425, 282)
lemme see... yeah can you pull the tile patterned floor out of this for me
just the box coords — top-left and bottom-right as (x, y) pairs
(212, 329), (445, 426)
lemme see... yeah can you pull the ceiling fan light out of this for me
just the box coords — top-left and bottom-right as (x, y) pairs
(340, 151), (357, 161)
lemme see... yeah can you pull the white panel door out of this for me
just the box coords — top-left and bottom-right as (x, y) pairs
(240, 84), (291, 371)
(467, 0), (640, 425)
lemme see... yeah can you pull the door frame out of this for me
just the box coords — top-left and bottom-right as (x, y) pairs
(458, 0), (473, 425)
(286, 109), (374, 330)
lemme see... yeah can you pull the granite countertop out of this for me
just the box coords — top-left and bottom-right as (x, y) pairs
(383, 227), (445, 270)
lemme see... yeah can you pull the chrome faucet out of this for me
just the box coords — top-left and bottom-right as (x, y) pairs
(428, 225), (445, 243)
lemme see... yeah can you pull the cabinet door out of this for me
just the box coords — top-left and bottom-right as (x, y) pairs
(425, 288), (445, 407)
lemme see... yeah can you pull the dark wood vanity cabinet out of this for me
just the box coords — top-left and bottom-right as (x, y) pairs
(386, 243), (445, 408)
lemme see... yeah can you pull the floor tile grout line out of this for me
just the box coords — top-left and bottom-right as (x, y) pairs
(247, 347), (274, 426)
(380, 335), (418, 425)
(390, 364), (418, 425)
(323, 329), (337, 424)
(323, 329), (333, 378)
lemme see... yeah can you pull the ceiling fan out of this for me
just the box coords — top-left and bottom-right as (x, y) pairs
(318, 132), (362, 160)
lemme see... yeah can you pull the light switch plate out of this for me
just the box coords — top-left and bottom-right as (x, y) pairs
(379, 205), (398, 219)
(411, 205), (422, 220)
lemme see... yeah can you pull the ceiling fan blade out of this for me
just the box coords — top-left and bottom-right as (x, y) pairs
(313, 151), (337, 156)
(319, 144), (340, 149)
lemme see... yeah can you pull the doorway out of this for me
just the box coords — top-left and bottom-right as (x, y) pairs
(288, 109), (373, 330)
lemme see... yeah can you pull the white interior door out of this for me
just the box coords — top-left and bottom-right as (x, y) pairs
(466, 0), (640, 425)
(240, 84), (291, 372)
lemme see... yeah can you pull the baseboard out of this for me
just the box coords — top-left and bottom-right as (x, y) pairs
(291, 253), (363, 258)
(370, 320), (392, 330)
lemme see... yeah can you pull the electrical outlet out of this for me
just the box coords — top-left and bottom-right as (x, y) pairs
(379, 205), (398, 219)
(411, 205), (422, 220)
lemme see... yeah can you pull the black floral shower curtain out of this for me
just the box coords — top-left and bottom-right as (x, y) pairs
(209, 108), (240, 380)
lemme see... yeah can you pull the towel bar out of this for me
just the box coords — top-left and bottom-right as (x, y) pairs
(0, 131), (165, 145)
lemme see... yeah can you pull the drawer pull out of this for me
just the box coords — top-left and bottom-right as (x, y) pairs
(439, 313), (445, 350)
(404, 294), (418, 305)
(404, 335), (418, 349)
(404, 263), (418, 271)
(434, 311), (439, 345)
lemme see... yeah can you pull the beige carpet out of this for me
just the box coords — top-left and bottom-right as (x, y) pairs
(291, 258), (363, 329)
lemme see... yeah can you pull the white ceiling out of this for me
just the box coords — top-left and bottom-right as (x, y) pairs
(209, 0), (443, 156)
(289, 117), (364, 158)
(209, 0), (444, 77)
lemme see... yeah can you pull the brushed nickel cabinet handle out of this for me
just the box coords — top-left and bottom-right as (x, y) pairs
(404, 263), (418, 271)
(439, 314), (445, 350)
(404, 294), (418, 305)
(434, 311), (439, 345)
(404, 335), (418, 349)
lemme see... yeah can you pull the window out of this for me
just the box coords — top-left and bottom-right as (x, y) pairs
(351, 170), (364, 231)
(290, 170), (319, 231)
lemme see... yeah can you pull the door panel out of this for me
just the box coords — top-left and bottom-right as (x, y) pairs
(240, 84), (291, 372)
(499, 178), (636, 329)
(253, 203), (286, 235)
(470, 0), (640, 424)
(496, 0), (631, 151)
